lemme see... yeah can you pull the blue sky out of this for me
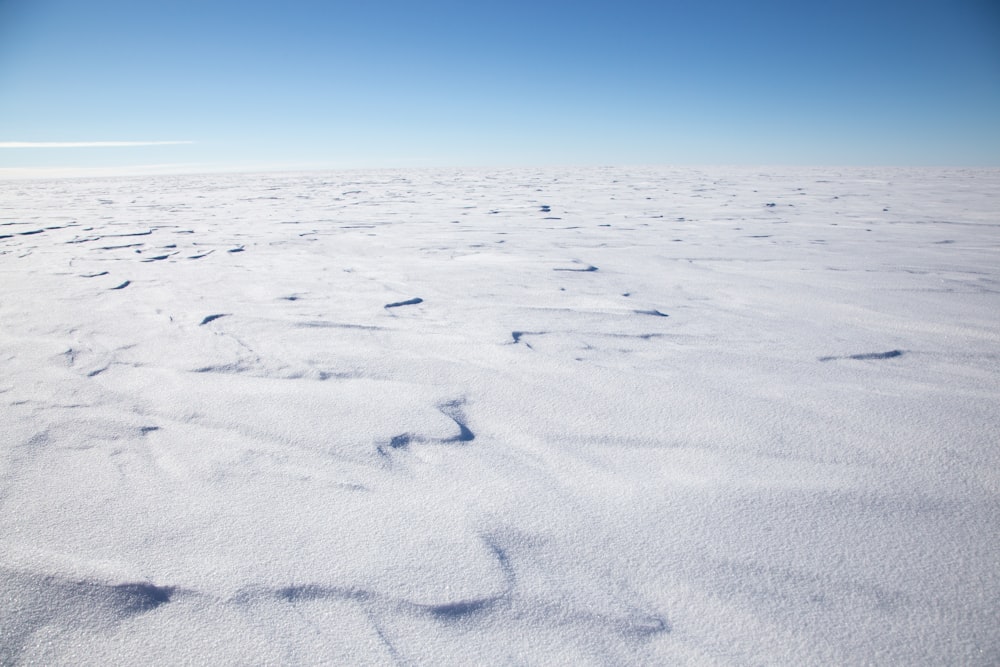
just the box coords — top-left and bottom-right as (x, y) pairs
(1, 0), (997, 175)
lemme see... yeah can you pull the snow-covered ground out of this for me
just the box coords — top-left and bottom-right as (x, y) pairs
(1, 166), (998, 665)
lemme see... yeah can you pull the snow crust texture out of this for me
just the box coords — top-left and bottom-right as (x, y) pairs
(1, 166), (999, 665)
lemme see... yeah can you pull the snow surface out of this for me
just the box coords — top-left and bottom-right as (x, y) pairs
(1, 166), (998, 665)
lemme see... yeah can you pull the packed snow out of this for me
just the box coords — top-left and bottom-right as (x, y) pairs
(1, 166), (998, 665)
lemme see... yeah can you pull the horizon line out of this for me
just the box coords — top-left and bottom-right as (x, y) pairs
(2, 162), (998, 182)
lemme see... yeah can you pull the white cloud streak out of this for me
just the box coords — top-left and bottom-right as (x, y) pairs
(0, 141), (195, 148)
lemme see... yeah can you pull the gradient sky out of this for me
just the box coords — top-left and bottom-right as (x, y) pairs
(1, 0), (998, 175)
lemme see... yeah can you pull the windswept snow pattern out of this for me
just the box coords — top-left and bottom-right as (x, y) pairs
(1, 167), (999, 665)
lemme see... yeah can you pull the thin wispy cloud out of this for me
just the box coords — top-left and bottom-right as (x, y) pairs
(0, 141), (195, 148)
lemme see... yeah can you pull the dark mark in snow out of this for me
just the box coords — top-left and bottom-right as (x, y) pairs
(272, 585), (370, 604)
(200, 314), (228, 325)
(511, 331), (545, 348)
(606, 332), (668, 341)
(384, 297), (423, 309)
(819, 350), (904, 362)
(540, 205), (551, 212)
(0, 234), (13, 240)
(765, 202), (777, 207)
(110, 280), (131, 290)
(407, 540), (514, 619)
(0, 574), (177, 645)
(111, 583), (174, 612)
(188, 251), (214, 259)
(390, 434), (413, 449)
(18, 229), (45, 236)
(635, 309), (669, 317)
(99, 243), (143, 251)
(228, 247), (245, 253)
(439, 399), (475, 443)
(426, 598), (497, 618)
(623, 616), (672, 637)
(141, 254), (172, 262)
(297, 321), (383, 330)
(139, 426), (160, 435)
(193, 363), (248, 374)
(848, 350), (903, 360)
(80, 271), (109, 278)
(317, 371), (358, 381)
(554, 264), (598, 272)
(281, 295), (300, 301)
(104, 230), (153, 238)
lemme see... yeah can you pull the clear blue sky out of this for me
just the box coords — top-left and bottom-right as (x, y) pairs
(1, 0), (998, 175)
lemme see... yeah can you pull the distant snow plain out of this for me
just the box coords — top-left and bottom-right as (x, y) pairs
(1, 166), (998, 665)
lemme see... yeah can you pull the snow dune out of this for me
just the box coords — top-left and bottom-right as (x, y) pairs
(1, 166), (998, 664)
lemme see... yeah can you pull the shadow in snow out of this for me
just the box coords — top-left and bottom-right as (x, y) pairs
(554, 263), (598, 272)
(384, 297), (423, 309)
(376, 399), (475, 458)
(511, 331), (546, 349)
(0, 569), (177, 664)
(439, 399), (475, 443)
(199, 313), (228, 326)
(819, 350), (904, 362)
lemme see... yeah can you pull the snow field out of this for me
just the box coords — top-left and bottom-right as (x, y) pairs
(1, 166), (998, 664)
